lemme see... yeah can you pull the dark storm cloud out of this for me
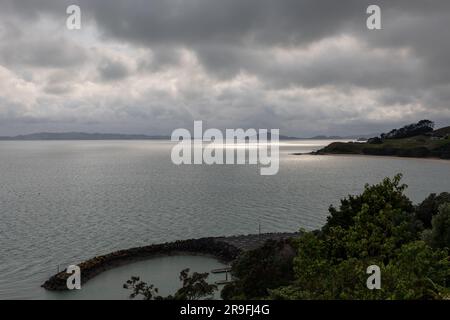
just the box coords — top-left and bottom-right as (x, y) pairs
(0, 0), (450, 136)
(0, 36), (87, 68)
(84, 0), (364, 46)
(0, 10), (88, 69)
(2, 0), (449, 86)
(74, 0), (450, 93)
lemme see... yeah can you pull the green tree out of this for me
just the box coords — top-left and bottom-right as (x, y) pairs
(324, 174), (416, 235)
(427, 204), (450, 249)
(174, 269), (218, 300)
(382, 241), (449, 299)
(271, 175), (449, 300)
(272, 238), (449, 300)
(416, 192), (450, 228)
(123, 276), (161, 300)
(124, 268), (217, 300)
(221, 239), (295, 300)
(324, 175), (421, 261)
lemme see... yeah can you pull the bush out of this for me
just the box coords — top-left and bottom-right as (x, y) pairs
(221, 239), (296, 300)
(427, 204), (450, 249)
(226, 175), (449, 300)
(324, 174), (416, 234)
(383, 241), (449, 299)
(272, 175), (449, 300)
(124, 269), (217, 300)
(416, 192), (450, 228)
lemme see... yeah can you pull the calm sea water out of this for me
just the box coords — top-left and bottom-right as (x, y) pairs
(1, 140), (450, 300)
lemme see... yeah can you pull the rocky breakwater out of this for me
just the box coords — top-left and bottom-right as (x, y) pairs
(42, 233), (298, 291)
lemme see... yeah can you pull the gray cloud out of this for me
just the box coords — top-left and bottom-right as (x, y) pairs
(0, 38), (87, 68)
(0, 0), (450, 136)
(98, 58), (130, 81)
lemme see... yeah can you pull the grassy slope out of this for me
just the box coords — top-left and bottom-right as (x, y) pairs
(316, 135), (450, 159)
(433, 126), (450, 136)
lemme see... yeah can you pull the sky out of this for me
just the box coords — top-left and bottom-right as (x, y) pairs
(0, 0), (450, 137)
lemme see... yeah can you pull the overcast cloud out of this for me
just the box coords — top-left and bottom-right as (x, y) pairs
(0, 0), (449, 136)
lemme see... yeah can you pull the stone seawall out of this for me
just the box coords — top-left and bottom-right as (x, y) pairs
(42, 232), (298, 291)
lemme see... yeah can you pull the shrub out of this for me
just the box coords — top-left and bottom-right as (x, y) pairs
(416, 192), (450, 228)
(221, 239), (296, 300)
(427, 204), (450, 249)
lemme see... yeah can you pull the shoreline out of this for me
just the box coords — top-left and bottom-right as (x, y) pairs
(291, 152), (450, 163)
(42, 232), (298, 291)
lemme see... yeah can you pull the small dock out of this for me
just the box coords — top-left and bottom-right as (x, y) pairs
(211, 267), (232, 274)
(215, 280), (232, 285)
(213, 267), (233, 285)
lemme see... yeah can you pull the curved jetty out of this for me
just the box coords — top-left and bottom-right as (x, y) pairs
(42, 232), (298, 291)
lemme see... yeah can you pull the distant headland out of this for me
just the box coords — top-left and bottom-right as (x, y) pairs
(299, 120), (450, 160)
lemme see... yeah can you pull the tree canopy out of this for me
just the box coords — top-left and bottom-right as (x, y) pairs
(380, 120), (435, 140)
(223, 175), (450, 300)
(124, 268), (217, 300)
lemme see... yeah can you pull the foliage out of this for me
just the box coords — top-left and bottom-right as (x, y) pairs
(124, 268), (217, 300)
(270, 175), (449, 299)
(230, 175), (449, 300)
(174, 269), (218, 300)
(382, 241), (449, 299)
(424, 204), (450, 249)
(324, 174), (417, 235)
(123, 276), (161, 300)
(270, 240), (449, 300)
(416, 192), (450, 228)
(221, 239), (296, 300)
(380, 120), (434, 140)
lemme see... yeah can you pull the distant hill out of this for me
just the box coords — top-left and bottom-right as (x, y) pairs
(0, 131), (392, 141)
(0, 132), (299, 141)
(433, 126), (450, 137)
(0, 132), (170, 141)
(310, 124), (450, 160)
(255, 133), (300, 140)
(306, 135), (344, 140)
(303, 133), (379, 140)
